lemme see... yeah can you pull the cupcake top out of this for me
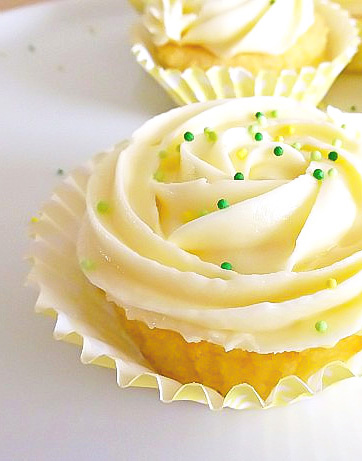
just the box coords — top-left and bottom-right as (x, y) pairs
(143, 0), (315, 58)
(78, 97), (362, 354)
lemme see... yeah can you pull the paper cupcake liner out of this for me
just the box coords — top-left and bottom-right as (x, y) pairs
(131, 0), (360, 107)
(27, 112), (362, 410)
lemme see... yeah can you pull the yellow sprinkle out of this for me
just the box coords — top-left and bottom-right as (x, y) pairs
(327, 278), (338, 289)
(287, 126), (296, 135)
(236, 147), (248, 160)
(30, 216), (39, 223)
(275, 135), (284, 142)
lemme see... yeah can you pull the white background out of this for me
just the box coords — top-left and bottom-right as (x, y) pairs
(1, 1), (362, 460)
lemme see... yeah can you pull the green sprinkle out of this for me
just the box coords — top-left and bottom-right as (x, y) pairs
(270, 110), (278, 118)
(292, 142), (302, 150)
(217, 198), (229, 209)
(184, 131), (194, 142)
(315, 320), (328, 333)
(153, 170), (165, 182)
(204, 127), (218, 142)
(255, 132), (263, 142)
(56, 168), (64, 175)
(341, 124), (347, 129)
(311, 150), (322, 161)
(328, 151), (338, 161)
(221, 262), (233, 270)
(80, 259), (96, 271)
(96, 200), (110, 214)
(158, 150), (168, 159)
(273, 146), (284, 157)
(234, 172), (244, 180)
(313, 169), (324, 181)
(270, 0), (276, 4)
(328, 167), (338, 178)
(351, 105), (357, 112)
(255, 111), (264, 120)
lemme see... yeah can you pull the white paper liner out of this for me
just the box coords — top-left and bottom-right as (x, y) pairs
(131, 0), (360, 107)
(26, 116), (362, 410)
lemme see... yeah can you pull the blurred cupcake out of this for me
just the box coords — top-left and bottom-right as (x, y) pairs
(131, 0), (359, 105)
(30, 97), (362, 409)
(334, 0), (362, 72)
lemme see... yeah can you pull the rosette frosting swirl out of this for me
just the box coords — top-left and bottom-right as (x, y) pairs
(143, 0), (315, 57)
(78, 97), (362, 353)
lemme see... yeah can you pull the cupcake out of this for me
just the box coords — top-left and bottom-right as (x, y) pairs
(131, 0), (359, 106)
(334, 0), (362, 72)
(29, 97), (362, 409)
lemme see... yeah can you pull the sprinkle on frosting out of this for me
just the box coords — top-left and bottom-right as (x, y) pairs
(221, 262), (233, 270)
(328, 167), (338, 178)
(204, 127), (218, 142)
(236, 147), (248, 160)
(313, 169), (324, 181)
(248, 124), (258, 136)
(80, 259), (96, 271)
(57, 168), (64, 176)
(234, 172), (245, 180)
(328, 151), (339, 162)
(273, 146), (284, 157)
(311, 150), (322, 161)
(327, 278), (338, 289)
(217, 198), (230, 209)
(153, 170), (165, 182)
(255, 132), (263, 142)
(255, 112), (264, 120)
(315, 320), (328, 333)
(184, 131), (194, 142)
(96, 200), (110, 214)
(292, 142), (302, 150)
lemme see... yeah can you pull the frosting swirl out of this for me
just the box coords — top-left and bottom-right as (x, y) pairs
(78, 97), (362, 353)
(143, 0), (315, 58)
(335, 0), (362, 17)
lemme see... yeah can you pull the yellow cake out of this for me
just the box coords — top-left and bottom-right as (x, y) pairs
(66, 97), (362, 402)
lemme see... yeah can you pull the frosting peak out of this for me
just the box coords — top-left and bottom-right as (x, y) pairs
(143, 0), (315, 57)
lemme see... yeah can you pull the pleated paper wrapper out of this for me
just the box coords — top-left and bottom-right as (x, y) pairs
(27, 111), (362, 411)
(131, 0), (359, 107)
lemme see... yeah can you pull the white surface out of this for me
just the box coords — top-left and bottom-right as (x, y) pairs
(1, 1), (362, 460)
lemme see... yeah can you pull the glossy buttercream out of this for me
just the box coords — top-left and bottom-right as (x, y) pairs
(78, 98), (362, 354)
(142, 0), (315, 57)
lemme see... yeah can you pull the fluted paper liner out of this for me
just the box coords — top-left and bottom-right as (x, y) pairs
(27, 111), (362, 411)
(131, 0), (359, 107)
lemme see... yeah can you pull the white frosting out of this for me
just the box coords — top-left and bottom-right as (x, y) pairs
(78, 97), (362, 354)
(335, 0), (362, 17)
(143, 0), (315, 58)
